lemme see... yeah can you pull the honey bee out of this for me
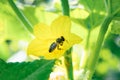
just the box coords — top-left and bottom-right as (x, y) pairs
(49, 36), (65, 53)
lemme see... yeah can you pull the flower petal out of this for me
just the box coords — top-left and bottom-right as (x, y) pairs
(27, 38), (53, 57)
(68, 33), (83, 47)
(34, 23), (55, 39)
(27, 38), (68, 59)
(27, 16), (83, 60)
(43, 49), (65, 59)
(51, 16), (71, 36)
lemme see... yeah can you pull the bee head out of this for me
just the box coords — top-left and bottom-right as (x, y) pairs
(61, 36), (65, 41)
(56, 36), (65, 43)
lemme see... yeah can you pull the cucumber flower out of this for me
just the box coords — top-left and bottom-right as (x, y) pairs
(27, 16), (82, 59)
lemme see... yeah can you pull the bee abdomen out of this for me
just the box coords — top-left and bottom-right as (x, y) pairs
(49, 42), (57, 52)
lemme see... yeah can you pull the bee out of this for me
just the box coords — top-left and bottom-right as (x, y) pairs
(49, 36), (65, 53)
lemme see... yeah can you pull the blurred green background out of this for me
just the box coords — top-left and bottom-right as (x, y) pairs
(0, 0), (120, 80)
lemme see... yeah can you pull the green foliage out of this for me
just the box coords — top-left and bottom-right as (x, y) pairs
(0, 1), (31, 40)
(111, 21), (120, 34)
(0, 0), (7, 4)
(21, 6), (39, 26)
(0, 43), (10, 60)
(79, 0), (105, 12)
(111, 0), (120, 15)
(0, 59), (55, 80)
(84, 13), (105, 30)
(105, 0), (120, 19)
(104, 0), (120, 57)
(104, 33), (120, 58)
(32, 0), (50, 6)
(0, 0), (120, 80)
(73, 0), (106, 30)
(104, 0), (120, 37)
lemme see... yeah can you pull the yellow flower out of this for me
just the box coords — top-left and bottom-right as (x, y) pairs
(27, 16), (82, 59)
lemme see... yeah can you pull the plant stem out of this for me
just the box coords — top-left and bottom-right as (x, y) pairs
(83, 29), (91, 69)
(64, 48), (74, 80)
(85, 29), (91, 50)
(80, 29), (91, 69)
(60, 0), (74, 80)
(60, 0), (70, 16)
(87, 15), (113, 80)
(8, 0), (33, 33)
(108, 0), (112, 15)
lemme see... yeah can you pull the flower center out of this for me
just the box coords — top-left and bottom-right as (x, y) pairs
(49, 36), (65, 53)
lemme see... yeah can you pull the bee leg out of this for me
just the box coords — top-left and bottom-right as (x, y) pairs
(57, 45), (62, 50)
(60, 42), (63, 46)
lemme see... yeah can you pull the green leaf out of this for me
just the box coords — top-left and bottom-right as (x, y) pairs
(111, 20), (120, 34)
(74, 0), (106, 30)
(0, 0), (7, 4)
(0, 59), (55, 80)
(104, 33), (120, 58)
(79, 0), (106, 12)
(71, 10), (105, 30)
(0, 59), (7, 73)
(84, 13), (105, 29)
(110, 0), (120, 15)
(105, 0), (120, 20)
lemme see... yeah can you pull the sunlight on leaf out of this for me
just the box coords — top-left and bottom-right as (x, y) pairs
(71, 8), (89, 19)
(73, 0), (106, 30)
